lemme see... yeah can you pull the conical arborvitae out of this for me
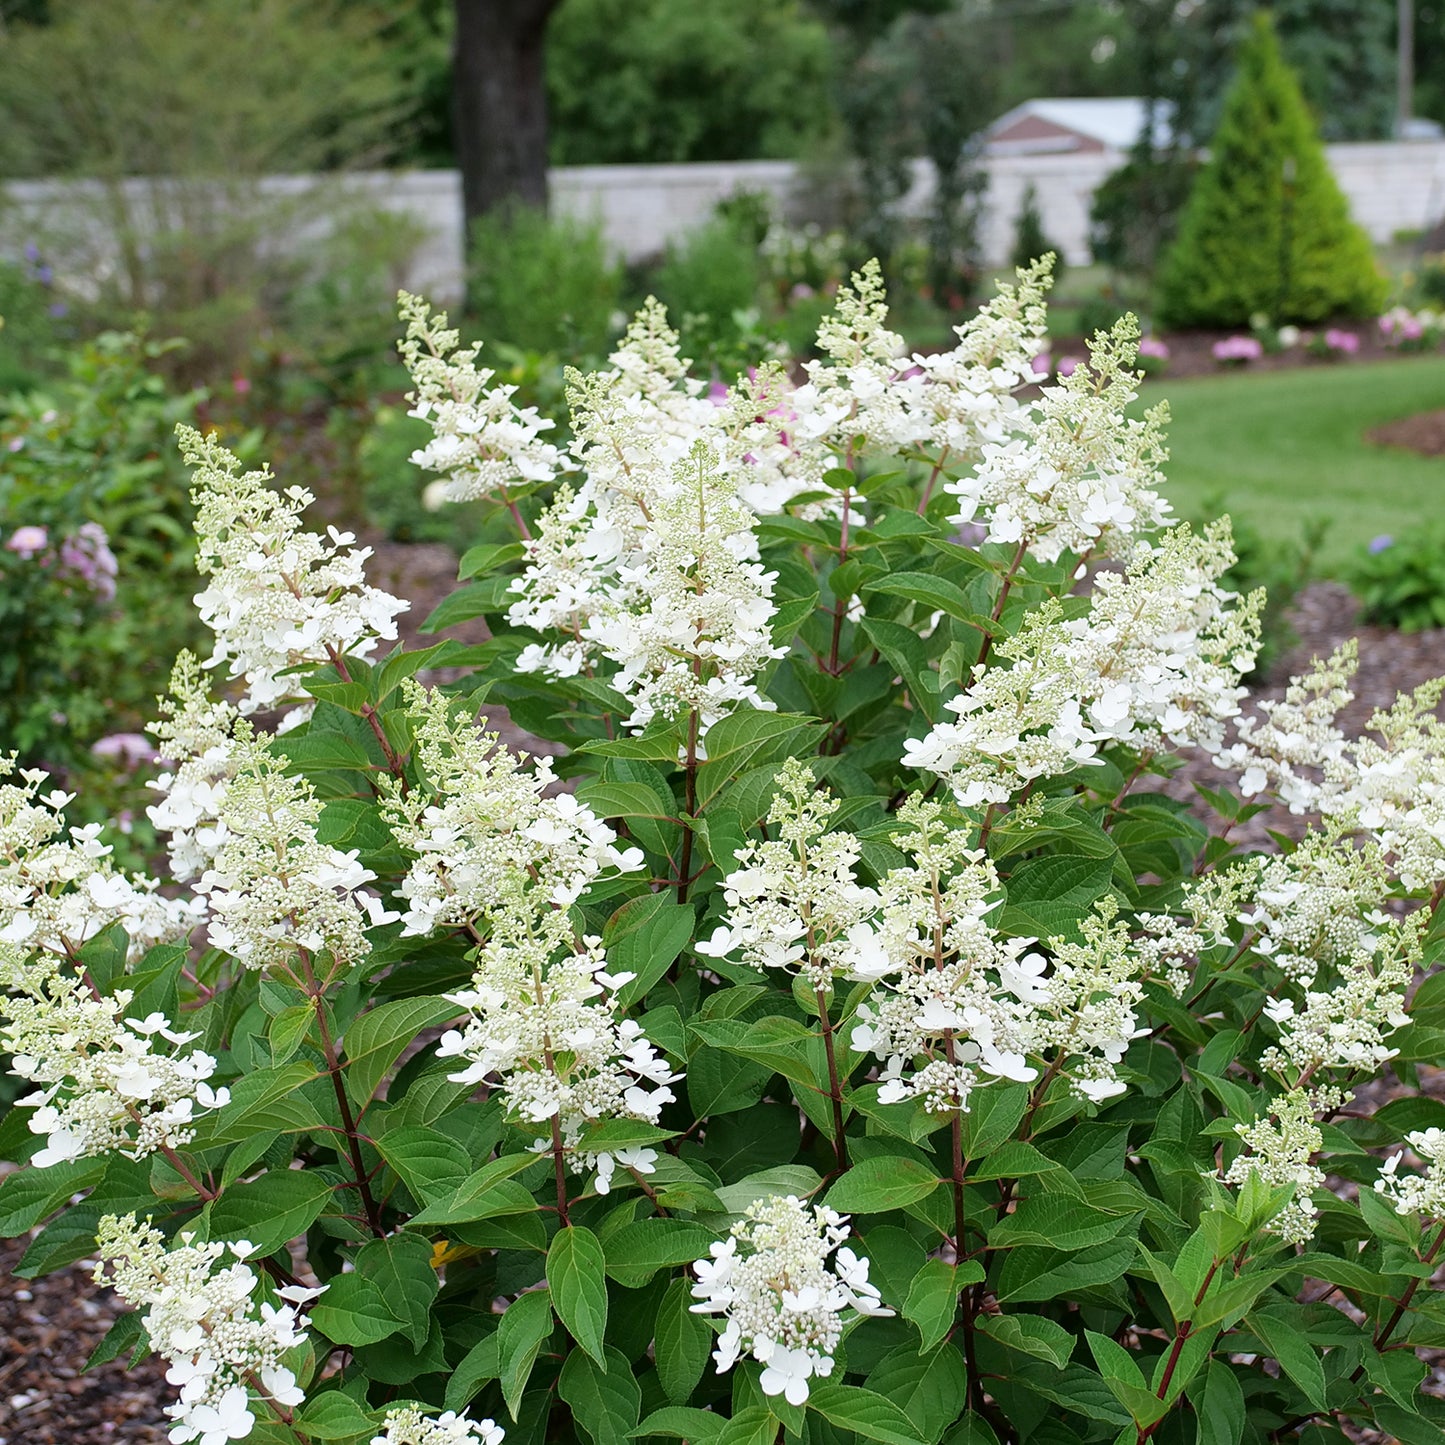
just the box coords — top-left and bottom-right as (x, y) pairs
(1158, 11), (1386, 327)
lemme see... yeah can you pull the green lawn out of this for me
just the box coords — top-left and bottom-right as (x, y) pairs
(1151, 356), (1445, 573)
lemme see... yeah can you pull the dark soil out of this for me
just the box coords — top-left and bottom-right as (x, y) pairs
(1369, 408), (1445, 458)
(0, 1231), (171, 1444)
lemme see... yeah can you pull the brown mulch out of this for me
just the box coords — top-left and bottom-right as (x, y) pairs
(1369, 408), (1445, 458)
(0, 1232), (171, 1444)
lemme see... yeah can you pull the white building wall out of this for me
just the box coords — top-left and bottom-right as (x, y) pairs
(7, 142), (1444, 305)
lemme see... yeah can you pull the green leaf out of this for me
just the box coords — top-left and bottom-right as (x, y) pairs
(294, 1391), (379, 1440)
(808, 1382), (927, 1444)
(375, 1126), (473, 1205)
(268, 1002), (316, 1065)
(988, 1195), (1140, 1253)
(709, 1407), (777, 1445)
(866, 1343), (968, 1442)
(549, 1225), (609, 1365)
(863, 571), (991, 628)
(603, 1219), (717, 1288)
(604, 892), (694, 1009)
(421, 578), (510, 632)
(860, 617), (941, 723)
(826, 1157), (941, 1214)
(630, 1406), (725, 1441)
(206, 1170), (332, 1257)
(979, 1312), (1075, 1369)
(344, 995), (461, 1108)
(445, 1332), (500, 1409)
(904, 1258), (963, 1353)
(85, 1311), (148, 1372)
(1245, 1310), (1327, 1410)
(499, 1287), (555, 1421)
(557, 1345), (641, 1445)
(355, 1233), (438, 1349)
(0, 1158), (106, 1235)
(1187, 1360), (1245, 1445)
(654, 1277), (712, 1404)
(405, 1155), (541, 1227)
(200, 1062), (322, 1146)
(1000, 854), (1115, 942)
(458, 541), (525, 580)
(995, 1238), (1138, 1303)
(309, 1273), (406, 1346)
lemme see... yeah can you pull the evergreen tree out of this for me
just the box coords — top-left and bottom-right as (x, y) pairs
(1158, 11), (1386, 328)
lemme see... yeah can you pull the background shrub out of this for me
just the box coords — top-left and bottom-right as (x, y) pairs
(1158, 12), (1386, 328)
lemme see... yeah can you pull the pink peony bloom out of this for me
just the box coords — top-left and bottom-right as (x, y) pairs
(6, 524), (48, 558)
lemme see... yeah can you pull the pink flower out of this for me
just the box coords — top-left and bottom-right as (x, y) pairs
(57, 522), (119, 601)
(1138, 337), (1170, 359)
(1212, 336), (1263, 364)
(91, 734), (157, 770)
(1056, 355), (1082, 378)
(1030, 351), (1052, 375)
(6, 524), (48, 558)
(1324, 328), (1359, 354)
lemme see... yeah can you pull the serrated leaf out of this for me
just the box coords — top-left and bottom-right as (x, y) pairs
(355, 1232), (438, 1349)
(603, 1219), (717, 1288)
(499, 1287), (554, 1421)
(549, 1226), (608, 1364)
(1245, 1310), (1327, 1409)
(445, 1330), (500, 1410)
(630, 1406), (725, 1440)
(1187, 1361), (1245, 1445)
(294, 1391), (379, 1440)
(988, 1195), (1139, 1252)
(343, 995), (460, 1108)
(199, 1063), (322, 1147)
(808, 1381), (927, 1444)
(375, 1126), (472, 1204)
(826, 1156), (941, 1214)
(654, 1277), (711, 1404)
(309, 1272), (405, 1346)
(0, 1158), (107, 1235)
(979, 1311), (1075, 1368)
(904, 1258), (962, 1353)
(866, 1342), (968, 1441)
(557, 1344), (640, 1444)
(84, 1310), (148, 1371)
(405, 1155), (541, 1227)
(268, 1002), (315, 1065)
(205, 1170), (332, 1257)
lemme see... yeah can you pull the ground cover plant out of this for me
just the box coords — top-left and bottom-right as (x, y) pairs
(7, 259), (1445, 1445)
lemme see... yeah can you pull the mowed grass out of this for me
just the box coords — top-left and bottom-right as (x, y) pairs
(1147, 355), (1445, 573)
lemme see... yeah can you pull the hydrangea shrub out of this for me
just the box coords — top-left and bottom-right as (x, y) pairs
(5, 259), (1445, 1445)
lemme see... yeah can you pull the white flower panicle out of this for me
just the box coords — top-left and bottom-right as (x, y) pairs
(382, 683), (644, 937)
(511, 428), (784, 736)
(847, 799), (1146, 1111)
(1377, 1128), (1445, 1220)
(385, 687), (674, 1191)
(147, 652), (243, 883)
(696, 759), (884, 990)
(1224, 1090), (1324, 1245)
(905, 256), (1053, 459)
(436, 920), (680, 1195)
(946, 314), (1173, 563)
(398, 291), (573, 507)
(179, 426), (406, 716)
(788, 259), (929, 459)
(1218, 642), (1356, 814)
(904, 524), (1261, 805)
(95, 1214), (320, 1445)
(2, 948), (229, 1168)
(197, 724), (396, 973)
(0, 758), (201, 959)
(371, 1406), (505, 1445)
(690, 1194), (891, 1405)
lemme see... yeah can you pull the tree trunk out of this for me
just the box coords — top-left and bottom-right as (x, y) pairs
(452, 0), (559, 239)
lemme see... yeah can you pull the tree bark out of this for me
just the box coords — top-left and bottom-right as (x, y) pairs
(452, 0), (559, 238)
